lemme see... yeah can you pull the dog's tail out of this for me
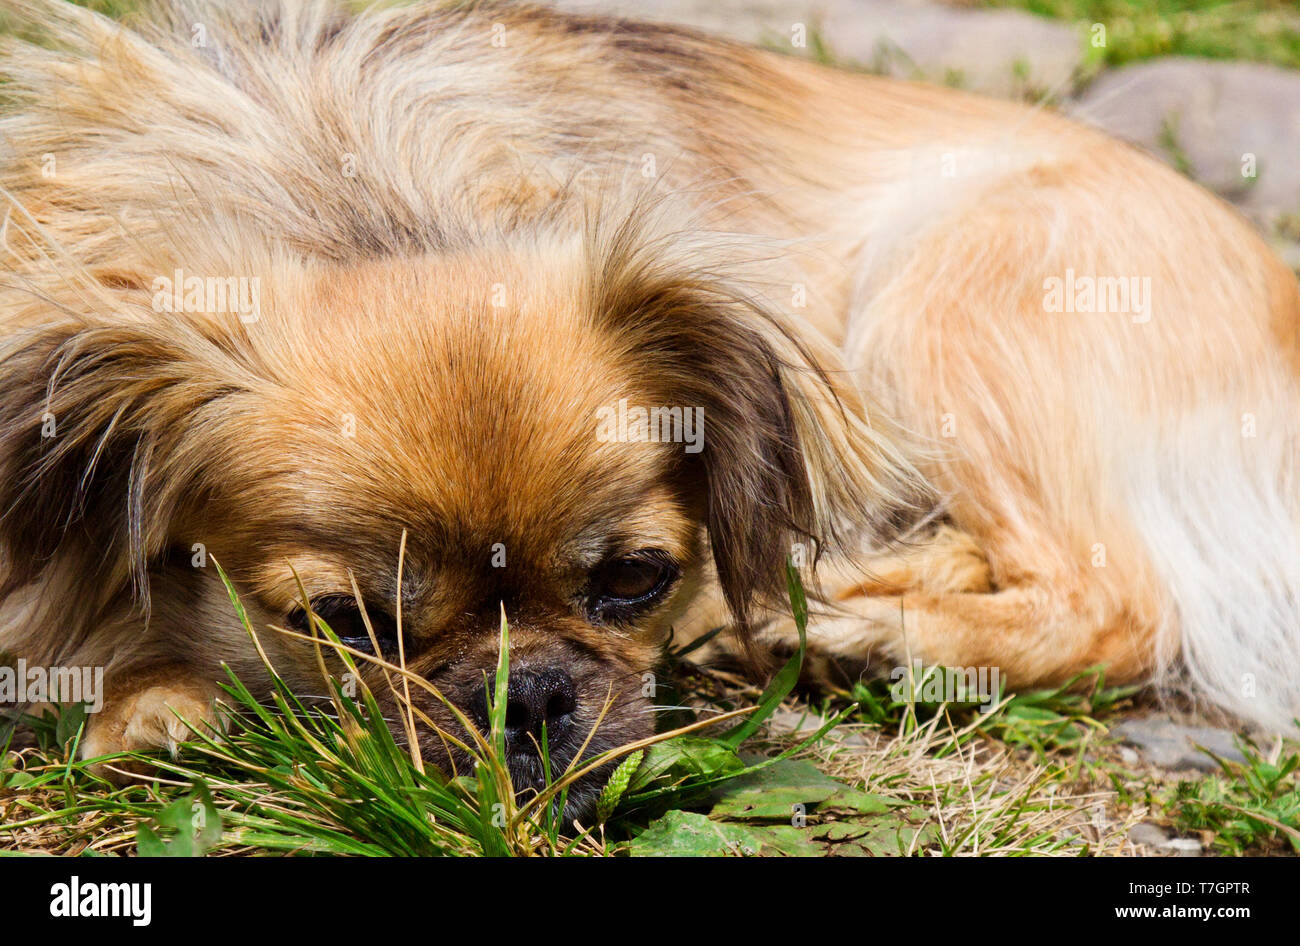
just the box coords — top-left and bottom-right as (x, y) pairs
(1127, 333), (1300, 734)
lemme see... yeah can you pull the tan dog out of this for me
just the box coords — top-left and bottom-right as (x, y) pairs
(1, 0), (1298, 816)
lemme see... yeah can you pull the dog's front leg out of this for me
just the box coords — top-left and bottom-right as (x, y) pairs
(80, 665), (224, 780)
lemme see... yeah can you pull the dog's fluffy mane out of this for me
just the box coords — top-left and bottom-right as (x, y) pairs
(0, 0), (936, 667)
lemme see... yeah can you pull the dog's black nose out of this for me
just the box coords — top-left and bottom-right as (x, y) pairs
(488, 667), (577, 749)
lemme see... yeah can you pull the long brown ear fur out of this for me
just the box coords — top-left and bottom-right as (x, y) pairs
(0, 319), (250, 611)
(587, 209), (937, 661)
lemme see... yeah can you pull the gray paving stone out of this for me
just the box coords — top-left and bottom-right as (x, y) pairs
(1128, 821), (1172, 849)
(1069, 59), (1300, 227)
(1112, 716), (1246, 772)
(767, 708), (869, 746)
(550, 0), (1084, 97)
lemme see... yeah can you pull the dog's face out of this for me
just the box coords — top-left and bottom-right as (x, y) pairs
(198, 249), (711, 816)
(0, 227), (924, 821)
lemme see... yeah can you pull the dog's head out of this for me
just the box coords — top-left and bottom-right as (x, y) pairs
(0, 218), (928, 820)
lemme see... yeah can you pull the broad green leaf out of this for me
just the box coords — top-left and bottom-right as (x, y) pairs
(708, 759), (897, 821)
(624, 737), (743, 795)
(627, 810), (771, 857)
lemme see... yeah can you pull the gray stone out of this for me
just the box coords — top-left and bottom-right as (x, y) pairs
(1128, 822), (1171, 849)
(767, 708), (827, 736)
(550, 0), (1084, 98)
(1111, 716), (1246, 772)
(1129, 822), (1207, 855)
(766, 708), (868, 747)
(1068, 59), (1300, 228)
(822, 1), (1083, 98)
(1275, 240), (1300, 272)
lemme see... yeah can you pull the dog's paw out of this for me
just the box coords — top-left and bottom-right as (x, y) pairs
(81, 676), (221, 780)
(839, 525), (993, 598)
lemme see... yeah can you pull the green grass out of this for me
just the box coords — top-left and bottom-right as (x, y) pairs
(966, 0), (1300, 70)
(827, 665), (1300, 855)
(0, 565), (917, 857)
(1165, 737), (1300, 854)
(3, 559), (1295, 856)
(848, 664), (1139, 757)
(0, 564), (1139, 857)
(5, 592), (1296, 856)
(0, 0), (141, 39)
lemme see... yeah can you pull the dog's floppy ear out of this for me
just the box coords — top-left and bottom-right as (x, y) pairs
(590, 219), (935, 652)
(0, 319), (248, 606)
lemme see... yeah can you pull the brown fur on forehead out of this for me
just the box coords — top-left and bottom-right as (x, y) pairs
(233, 247), (700, 580)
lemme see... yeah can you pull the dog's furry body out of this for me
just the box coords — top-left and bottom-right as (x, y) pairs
(2, 0), (1299, 799)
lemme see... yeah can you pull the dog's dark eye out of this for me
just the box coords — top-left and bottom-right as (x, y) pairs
(590, 551), (678, 617)
(286, 595), (400, 657)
